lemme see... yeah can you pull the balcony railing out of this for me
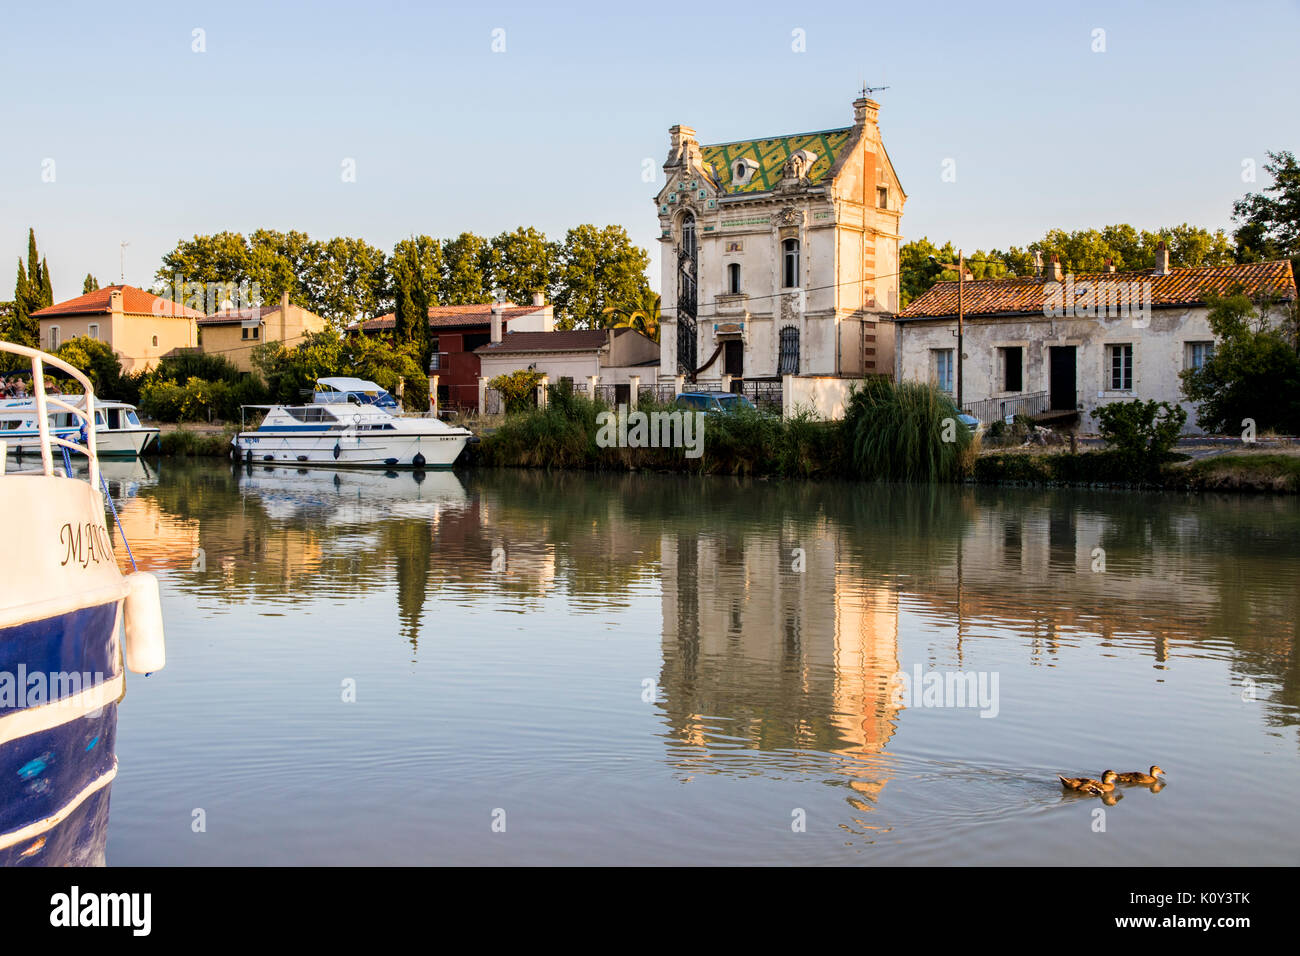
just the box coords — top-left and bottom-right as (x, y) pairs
(428, 352), (450, 372)
(962, 390), (1050, 423)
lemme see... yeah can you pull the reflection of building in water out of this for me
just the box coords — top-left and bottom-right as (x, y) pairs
(658, 527), (901, 799)
(110, 495), (200, 572)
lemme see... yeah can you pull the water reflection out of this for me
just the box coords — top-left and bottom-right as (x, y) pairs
(110, 465), (1300, 744)
(99, 462), (1300, 863)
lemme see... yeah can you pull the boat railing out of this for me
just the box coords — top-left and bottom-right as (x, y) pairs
(0, 340), (99, 488)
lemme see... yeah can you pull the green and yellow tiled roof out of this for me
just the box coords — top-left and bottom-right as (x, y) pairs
(701, 127), (854, 194)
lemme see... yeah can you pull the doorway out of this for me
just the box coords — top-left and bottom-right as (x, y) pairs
(1049, 346), (1077, 411)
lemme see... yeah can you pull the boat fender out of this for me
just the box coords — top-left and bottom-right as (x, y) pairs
(123, 571), (166, 674)
(333, 442), (341, 460)
(412, 453), (426, 468)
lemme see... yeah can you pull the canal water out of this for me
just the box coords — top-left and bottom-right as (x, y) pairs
(99, 459), (1299, 865)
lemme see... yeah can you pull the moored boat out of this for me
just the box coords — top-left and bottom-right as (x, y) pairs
(1, 395), (158, 459)
(232, 398), (475, 469)
(0, 341), (165, 866)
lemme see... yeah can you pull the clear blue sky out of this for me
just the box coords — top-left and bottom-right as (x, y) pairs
(2, 0), (1296, 302)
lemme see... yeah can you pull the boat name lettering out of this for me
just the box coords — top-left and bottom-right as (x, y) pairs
(59, 521), (114, 568)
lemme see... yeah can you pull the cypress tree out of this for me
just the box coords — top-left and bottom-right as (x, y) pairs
(39, 257), (53, 308)
(83, 273), (99, 294)
(10, 259), (36, 349)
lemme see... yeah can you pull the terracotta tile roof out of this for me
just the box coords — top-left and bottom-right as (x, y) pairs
(32, 284), (206, 319)
(897, 260), (1297, 320)
(700, 127), (855, 194)
(475, 330), (610, 354)
(353, 303), (544, 333)
(196, 304), (285, 326)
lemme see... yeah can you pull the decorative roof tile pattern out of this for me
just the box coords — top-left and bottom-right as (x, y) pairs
(897, 261), (1297, 320)
(475, 330), (610, 354)
(701, 128), (854, 194)
(32, 284), (206, 319)
(355, 303), (544, 332)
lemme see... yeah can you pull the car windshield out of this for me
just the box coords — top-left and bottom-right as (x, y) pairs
(716, 395), (753, 411)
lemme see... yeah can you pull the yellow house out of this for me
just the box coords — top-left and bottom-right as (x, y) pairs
(198, 292), (327, 372)
(33, 285), (202, 373)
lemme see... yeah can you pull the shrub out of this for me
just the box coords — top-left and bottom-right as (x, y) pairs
(1091, 399), (1186, 470)
(489, 370), (545, 415)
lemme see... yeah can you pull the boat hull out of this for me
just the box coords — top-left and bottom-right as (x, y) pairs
(233, 429), (470, 468)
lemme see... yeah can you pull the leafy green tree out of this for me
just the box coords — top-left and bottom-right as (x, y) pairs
(1180, 292), (1300, 434)
(391, 239), (432, 389)
(552, 225), (651, 330)
(83, 274), (100, 294)
(390, 236), (441, 310)
(52, 335), (139, 401)
(1233, 150), (1300, 274)
(439, 232), (490, 305)
(486, 227), (556, 305)
(304, 236), (388, 324)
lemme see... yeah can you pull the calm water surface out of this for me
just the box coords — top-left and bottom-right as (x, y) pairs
(99, 459), (1300, 865)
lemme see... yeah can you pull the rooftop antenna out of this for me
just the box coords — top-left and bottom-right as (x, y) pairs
(861, 81), (890, 96)
(119, 240), (129, 283)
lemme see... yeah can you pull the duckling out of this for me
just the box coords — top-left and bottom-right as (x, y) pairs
(1115, 765), (1165, 785)
(1059, 770), (1118, 794)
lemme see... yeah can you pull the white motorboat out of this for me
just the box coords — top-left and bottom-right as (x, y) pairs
(232, 400), (475, 468)
(1, 395), (158, 459)
(0, 341), (165, 866)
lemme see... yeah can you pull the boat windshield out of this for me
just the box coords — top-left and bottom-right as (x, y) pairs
(125, 409), (142, 427)
(314, 389), (397, 410)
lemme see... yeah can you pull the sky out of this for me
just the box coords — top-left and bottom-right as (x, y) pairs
(2, 0), (1297, 303)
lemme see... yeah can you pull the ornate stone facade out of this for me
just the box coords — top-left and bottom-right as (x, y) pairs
(654, 96), (905, 384)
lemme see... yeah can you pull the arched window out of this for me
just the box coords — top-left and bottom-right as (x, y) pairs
(727, 263), (741, 295)
(782, 238), (800, 289)
(778, 326), (800, 375)
(681, 213), (697, 261)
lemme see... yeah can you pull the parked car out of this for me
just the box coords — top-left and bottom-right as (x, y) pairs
(674, 391), (759, 414)
(957, 413), (984, 438)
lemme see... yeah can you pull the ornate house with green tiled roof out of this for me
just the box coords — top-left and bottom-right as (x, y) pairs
(654, 95), (905, 388)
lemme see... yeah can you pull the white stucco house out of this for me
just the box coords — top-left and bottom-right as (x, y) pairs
(475, 325), (660, 406)
(894, 249), (1297, 433)
(653, 94), (905, 391)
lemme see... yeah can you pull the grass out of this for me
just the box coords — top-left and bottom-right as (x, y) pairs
(1169, 453), (1300, 493)
(156, 424), (238, 457)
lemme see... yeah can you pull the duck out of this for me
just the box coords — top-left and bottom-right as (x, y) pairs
(1059, 770), (1118, 794)
(1115, 766), (1165, 785)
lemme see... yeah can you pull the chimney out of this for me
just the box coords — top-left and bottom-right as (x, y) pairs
(853, 96), (880, 128)
(1154, 241), (1171, 276)
(109, 288), (123, 315)
(531, 291), (544, 308)
(490, 303), (503, 344)
(1105, 258), (1116, 274)
(1045, 254), (1063, 283)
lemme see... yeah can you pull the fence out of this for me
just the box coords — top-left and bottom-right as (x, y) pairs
(962, 390), (1049, 423)
(737, 379), (783, 411)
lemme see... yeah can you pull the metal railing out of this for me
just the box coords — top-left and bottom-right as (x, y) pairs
(962, 390), (1050, 423)
(738, 379), (783, 411)
(429, 352), (450, 371)
(0, 341), (100, 487)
